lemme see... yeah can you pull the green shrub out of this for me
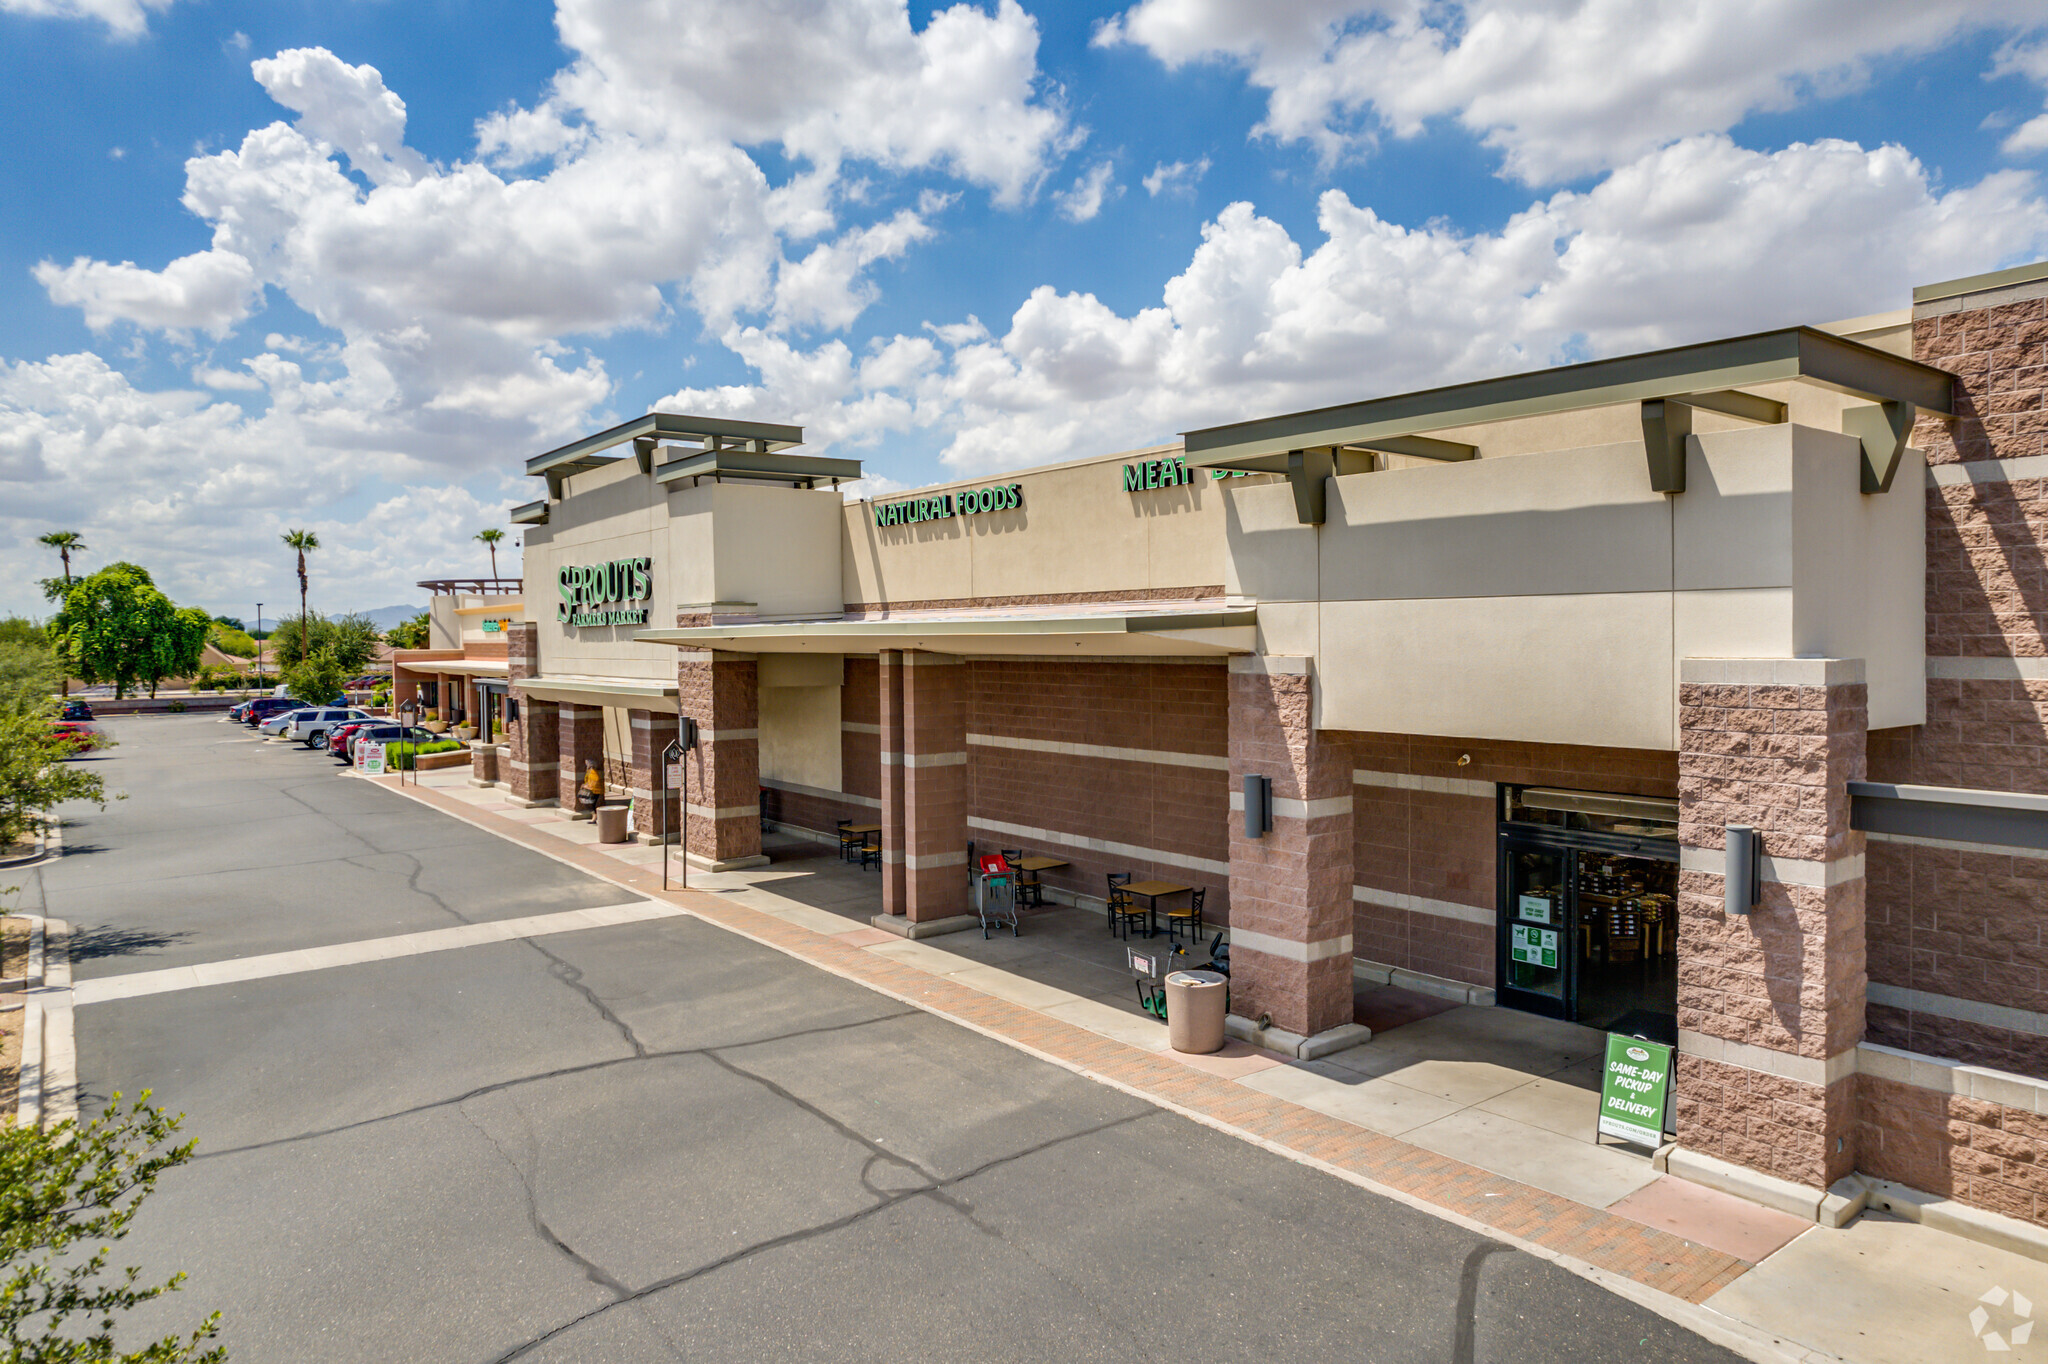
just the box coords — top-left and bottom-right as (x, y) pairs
(383, 739), (465, 770)
(167, 700), (186, 713)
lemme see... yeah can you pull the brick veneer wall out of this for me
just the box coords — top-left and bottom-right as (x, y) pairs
(1675, 662), (1866, 1190)
(964, 659), (1230, 918)
(1336, 733), (1676, 988)
(1862, 281), (2048, 1080)
(676, 654), (761, 865)
(503, 625), (557, 804)
(1856, 1075), (2048, 1226)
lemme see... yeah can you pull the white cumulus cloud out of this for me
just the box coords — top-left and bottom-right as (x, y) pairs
(1053, 161), (1119, 222)
(0, 0), (169, 38)
(1143, 157), (1209, 197)
(1097, 0), (2048, 184)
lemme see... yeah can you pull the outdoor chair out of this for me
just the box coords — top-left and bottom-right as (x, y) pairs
(1105, 872), (1133, 932)
(1165, 887), (1206, 943)
(859, 832), (882, 872)
(1111, 892), (1151, 941)
(837, 818), (861, 863)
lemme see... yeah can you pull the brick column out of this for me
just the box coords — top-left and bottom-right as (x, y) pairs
(878, 650), (909, 915)
(504, 624), (557, 807)
(1675, 658), (1867, 1194)
(629, 709), (681, 845)
(883, 651), (967, 925)
(557, 703), (606, 817)
(1226, 657), (1360, 1052)
(677, 652), (766, 870)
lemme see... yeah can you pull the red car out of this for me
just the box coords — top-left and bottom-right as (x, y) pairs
(329, 719), (377, 761)
(50, 721), (100, 754)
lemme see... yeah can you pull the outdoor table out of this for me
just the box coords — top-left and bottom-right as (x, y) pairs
(1121, 880), (1192, 938)
(1012, 855), (1067, 907)
(844, 823), (881, 835)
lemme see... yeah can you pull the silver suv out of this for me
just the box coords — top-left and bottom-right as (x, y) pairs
(280, 707), (371, 748)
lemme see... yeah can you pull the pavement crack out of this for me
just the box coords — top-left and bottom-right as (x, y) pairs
(523, 938), (648, 1058)
(191, 1009), (920, 1161)
(457, 1100), (633, 1300)
(486, 1106), (1158, 1363)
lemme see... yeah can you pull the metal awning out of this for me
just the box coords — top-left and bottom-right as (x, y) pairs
(633, 606), (1258, 657)
(396, 659), (509, 678)
(1182, 326), (1957, 515)
(513, 676), (680, 713)
(653, 448), (863, 489)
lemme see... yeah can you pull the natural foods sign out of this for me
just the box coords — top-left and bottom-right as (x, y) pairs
(558, 557), (652, 626)
(1597, 1034), (1673, 1148)
(873, 484), (1022, 527)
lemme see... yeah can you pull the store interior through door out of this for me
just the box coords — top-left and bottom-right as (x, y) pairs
(1496, 787), (1680, 1045)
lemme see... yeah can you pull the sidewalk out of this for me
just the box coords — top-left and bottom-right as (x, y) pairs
(377, 770), (2045, 1363)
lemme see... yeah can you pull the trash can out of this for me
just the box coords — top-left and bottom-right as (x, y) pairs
(594, 803), (630, 844)
(1165, 969), (1227, 1054)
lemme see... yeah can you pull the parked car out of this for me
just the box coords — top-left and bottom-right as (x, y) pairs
(241, 697), (301, 727)
(329, 718), (379, 760)
(60, 699), (93, 721)
(274, 707), (369, 746)
(49, 721), (99, 754)
(344, 724), (436, 762)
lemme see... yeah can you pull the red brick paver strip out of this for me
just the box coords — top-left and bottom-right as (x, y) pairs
(375, 775), (1752, 1305)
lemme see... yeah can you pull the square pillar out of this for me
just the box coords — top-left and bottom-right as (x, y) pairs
(1675, 658), (1867, 1193)
(1226, 657), (1360, 1049)
(878, 651), (966, 924)
(557, 703), (606, 817)
(504, 624), (557, 806)
(629, 709), (681, 844)
(878, 650), (909, 914)
(677, 652), (766, 870)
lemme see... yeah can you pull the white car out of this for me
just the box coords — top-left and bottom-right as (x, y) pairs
(262, 707), (370, 746)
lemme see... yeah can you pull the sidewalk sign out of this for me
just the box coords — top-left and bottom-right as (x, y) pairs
(1597, 1034), (1673, 1148)
(357, 740), (385, 775)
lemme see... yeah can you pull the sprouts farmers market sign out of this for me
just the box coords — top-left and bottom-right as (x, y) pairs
(558, 557), (652, 626)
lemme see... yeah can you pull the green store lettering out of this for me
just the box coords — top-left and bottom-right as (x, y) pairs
(558, 556), (652, 627)
(873, 484), (1023, 528)
(1122, 457), (1254, 490)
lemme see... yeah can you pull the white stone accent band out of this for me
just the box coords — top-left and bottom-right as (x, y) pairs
(1352, 769), (1494, 800)
(879, 751), (966, 768)
(1858, 1042), (2048, 1115)
(840, 721), (881, 735)
(1678, 847), (1865, 888)
(966, 816), (1230, 877)
(1678, 657), (1864, 687)
(704, 728), (758, 741)
(1227, 655), (1310, 675)
(760, 778), (881, 810)
(1925, 657), (2048, 681)
(1352, 885), (1494, 926)
(968, 732), (1229, 772)
(1927, 453), (2048, 487)
(1677, 1030), (1857, 1088)
(1868, 983), (2048, 1039)
(1230, 792), (1353, 819)
(684, 803), (763, 820)
(1229, 929), (1354, 963)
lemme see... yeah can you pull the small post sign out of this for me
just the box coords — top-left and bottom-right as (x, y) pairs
(357, 740), (385, 776)
(1597, 1034), (1673, 1148)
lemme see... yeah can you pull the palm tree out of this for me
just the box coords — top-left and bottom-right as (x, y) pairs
(40, 531), (84, 695)
(281, 529), (320, 659)
(475, 527), (505, 580)
(39, 530), (84, 587)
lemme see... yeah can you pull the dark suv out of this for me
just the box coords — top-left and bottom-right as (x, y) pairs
(241, 697), (301, 727)
(60, 699), (93, 721)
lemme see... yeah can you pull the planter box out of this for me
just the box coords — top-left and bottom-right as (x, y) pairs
(415, 749), (471, 772)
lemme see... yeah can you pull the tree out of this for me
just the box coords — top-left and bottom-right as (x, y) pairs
(47, 565), (190, 701)
(281, 648), (347, 706)
(207, 622), (258, 659)
(0, 618), (45, 648)
(267, 613), (378, 675)
(141, 607), (211, 698)
(475, 527), (506, 579)
(0, 656), (108, 852)
(210, 616), (246, 632)
(0, 1092), (224, 1364)
(386, 611), (431, 650)
(37, 532), (84, 590)
(280, 529), (319, 660)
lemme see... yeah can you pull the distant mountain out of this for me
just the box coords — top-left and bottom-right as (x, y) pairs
(353, 604), (426, 631)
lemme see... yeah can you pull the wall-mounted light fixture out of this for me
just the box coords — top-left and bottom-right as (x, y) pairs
(1243, 774), (1273, 839)
(1725, 824), (1761, 916)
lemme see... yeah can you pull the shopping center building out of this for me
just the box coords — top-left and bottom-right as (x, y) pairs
(486, 260), (2048, 1230)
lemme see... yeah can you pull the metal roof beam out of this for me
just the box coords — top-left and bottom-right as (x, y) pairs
(1349, 434), (1477, 462)
(1181, 327), (1953, 470)
(654, 449), (864, 488)
(527, 411), (804, 476)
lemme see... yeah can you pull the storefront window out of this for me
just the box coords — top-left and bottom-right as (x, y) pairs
(1502, 786), (1676, 840)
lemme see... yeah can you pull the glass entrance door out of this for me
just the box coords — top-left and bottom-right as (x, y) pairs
(1498, 841), (1570, 1018)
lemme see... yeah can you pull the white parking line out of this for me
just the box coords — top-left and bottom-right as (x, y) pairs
(69, 899), (690, 1006)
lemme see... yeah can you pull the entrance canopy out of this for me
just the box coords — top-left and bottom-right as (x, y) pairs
(633, 600), (1257, 657)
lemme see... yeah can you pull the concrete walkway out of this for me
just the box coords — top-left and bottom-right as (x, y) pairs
(395, 769), (2048, 1363)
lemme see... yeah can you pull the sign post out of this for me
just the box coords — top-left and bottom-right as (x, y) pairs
(659, 736), (684, 891)
(1597, 1034), (1674, 1148)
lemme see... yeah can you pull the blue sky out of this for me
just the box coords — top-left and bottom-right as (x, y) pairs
(3, 0), (2048, 619)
